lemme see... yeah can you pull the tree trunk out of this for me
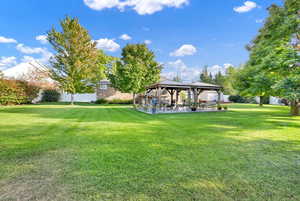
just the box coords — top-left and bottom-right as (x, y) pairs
(290, 101), (299, 116)
(133, 93), (136, 105)
(71, 94), (74, 105)
(259, 96), (263, 107)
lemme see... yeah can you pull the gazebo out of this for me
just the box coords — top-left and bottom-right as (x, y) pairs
(137, 80), (223, 114)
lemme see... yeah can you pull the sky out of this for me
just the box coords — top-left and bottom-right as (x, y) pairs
(0, 0), (283, 81)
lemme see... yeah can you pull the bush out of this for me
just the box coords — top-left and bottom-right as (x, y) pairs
(95, 99), (108, 104)
(229, 95), (246, 103)
(41, 89), (61, 102)
(108, 99), (133, 104)
(0, 79), (40, 105)
(18, 81), (40, 103)
(261, 96), (270, 104)
(228, 95), (255, 103)
(95, 99), (133, 105)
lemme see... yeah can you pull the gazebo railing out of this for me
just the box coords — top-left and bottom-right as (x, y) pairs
(136, 101), (218, 114)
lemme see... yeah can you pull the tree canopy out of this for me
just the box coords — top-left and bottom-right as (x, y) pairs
(47, 16), (99, 104)
(236, 0), (300, 114)
(108, 43), (162, 104)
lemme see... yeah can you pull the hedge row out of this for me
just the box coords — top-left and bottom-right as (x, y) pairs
(95, 98), (133, 105)
(0, 79), (40, 105)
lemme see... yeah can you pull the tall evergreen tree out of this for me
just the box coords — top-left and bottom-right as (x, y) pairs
(108, 44), (162, 104)
(47, 16), (98, 105)
(199, 66), (213, 83)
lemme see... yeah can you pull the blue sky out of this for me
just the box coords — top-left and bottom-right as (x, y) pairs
(0, 0), (282, 80)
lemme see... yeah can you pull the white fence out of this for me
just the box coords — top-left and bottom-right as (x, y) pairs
(60, 93), (97, 102)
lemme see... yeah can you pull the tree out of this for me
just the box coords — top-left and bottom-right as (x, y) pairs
(47, 16), (98, 105)
(274, 75), (300, 115)
(172, 74), (182, 82)
(222, 66), (238, 95)
(241, 0), (300, 114)
(214, 71), (226, 86)
(109, 44), (162, 105)
(89, 50), (117, 89)
(234, 65), (275, 106)
(199, 66), (213, 83)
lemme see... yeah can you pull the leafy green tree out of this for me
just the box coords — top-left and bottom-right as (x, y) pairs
(47, 16), (98, 104)
(234, 65), (275, 106)
(242, 0), (300, 114)
(222, 66), (238, 95)
(274, 75), (300, 115)
(89, 50), (117, 89)
(108, 44), (162, 104)
(214, 71), (226, 86)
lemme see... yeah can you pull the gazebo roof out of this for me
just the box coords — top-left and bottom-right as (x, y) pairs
(190, 82), (221, 89)
(147, 80), (222, 90)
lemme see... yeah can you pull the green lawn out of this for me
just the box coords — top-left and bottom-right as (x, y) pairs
(0, 103), (299, 201)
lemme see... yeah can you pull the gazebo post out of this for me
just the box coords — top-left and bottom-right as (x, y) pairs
(176, 90), (179, 105)
(193, 88), (198, 105)
(217, 90), (221, 106)
(145, 92), (148, 105)
(187, 88), (191, 106)
(170, 89), (174, 106)
(157, 86), (161, 106)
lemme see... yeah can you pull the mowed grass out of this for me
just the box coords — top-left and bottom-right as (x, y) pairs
(0, 103), (299, 201)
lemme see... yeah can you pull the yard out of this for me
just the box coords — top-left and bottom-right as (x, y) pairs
(0, 103), (299, 201)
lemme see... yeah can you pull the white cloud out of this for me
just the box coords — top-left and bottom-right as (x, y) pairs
(83, 0), (189, 15)
(162, 61), (234, 81)
(15, 43), (52, 63)
(168, 59), (187, 71)
(144, 40), (152, 45)
(83, 0), (120, 10)
(36, 35), (48, 44)
(0, 56), (17, 69)
(21, 56), (36, 63)
(0, 36), (17, 43)
(15, 43), (53, 66)
(163, 59), (200, 81)
(95, 38), (120, 52)
(205, 63), (234, 76)
(234, 1), (257, 13)
(16, 44), (45, 54)
(119, 34), (132, 40)
(170, 44), (197, 57)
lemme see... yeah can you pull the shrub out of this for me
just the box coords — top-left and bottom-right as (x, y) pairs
(18, 81), (40, 103)
(229, 95), (246, 103)
(0, 79), (40, 105)
(95, 99), (133, 105)
(261, 96), (270, 104)
(95, 99), (108, 104)
(108, 99), (133, 104)
(229, 95), (256, 103)
(41, 89), (61, 102)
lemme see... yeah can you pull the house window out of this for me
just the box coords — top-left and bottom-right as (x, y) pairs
(100, 84), (107, 90)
